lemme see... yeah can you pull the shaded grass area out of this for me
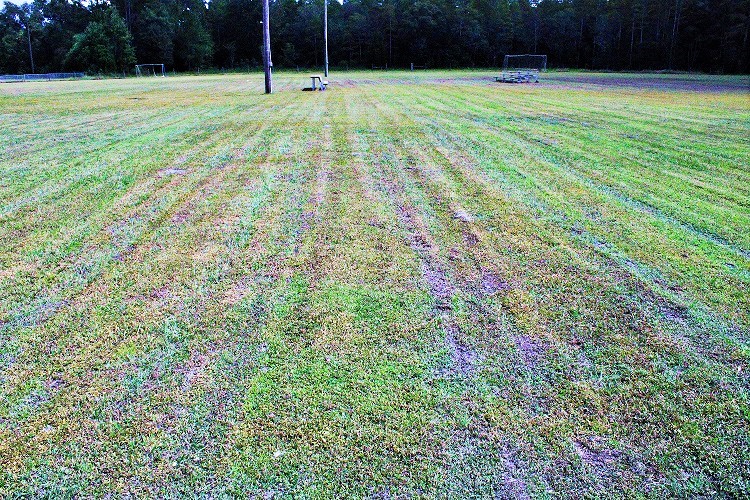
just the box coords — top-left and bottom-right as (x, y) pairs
(0, 71), (748, 496)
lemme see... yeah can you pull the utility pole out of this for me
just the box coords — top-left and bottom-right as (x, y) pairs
(20, 7), (35, 74)
(323, 0), (329, 78)
(26, 24), (34, 74)
(262, 0), (273, 93)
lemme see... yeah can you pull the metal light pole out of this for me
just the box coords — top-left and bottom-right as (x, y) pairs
(323, 0), (329, 78)
(262, 0), (273, 93)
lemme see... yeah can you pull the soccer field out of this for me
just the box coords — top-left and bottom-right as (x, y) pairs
(1, 71), (748, 496)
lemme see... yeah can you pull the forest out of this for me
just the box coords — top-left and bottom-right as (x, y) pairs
(0, 0), (748, 76)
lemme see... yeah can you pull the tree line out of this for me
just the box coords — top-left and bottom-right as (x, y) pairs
(1, 0), (748, 75)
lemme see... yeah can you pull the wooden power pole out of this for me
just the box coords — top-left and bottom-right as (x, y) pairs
(323, 0), (329, 78)
(262, 0), (273, 93)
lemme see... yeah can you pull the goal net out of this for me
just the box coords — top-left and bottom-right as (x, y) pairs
(135, 64), (166, 77)
(503, 54), (547, 71)
(497, 54), (547, 83)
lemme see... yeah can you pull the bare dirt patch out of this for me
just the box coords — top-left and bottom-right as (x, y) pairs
(158, 168), (187, 177)
(178, 352), (211, 391)
(516, 334), (545, 368)
(382, 182), (478, 376)
(421, 263), (454, 309)
(574, 436), (625, 470)
(497, 445), (532, 500)
(546, 73), (748, 93)
(659, 301), (689, 324)
(396, 205), (478, 374)
(480, 268), (510, 296)
(444, 324), (478, 375)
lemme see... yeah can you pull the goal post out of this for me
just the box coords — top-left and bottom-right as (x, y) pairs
(135, 64), (166, 77)
(503, 54), (547, 71)
(497, 54), (547, 83)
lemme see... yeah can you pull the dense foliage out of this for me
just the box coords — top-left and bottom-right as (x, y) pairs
(0, 0), (747, 74)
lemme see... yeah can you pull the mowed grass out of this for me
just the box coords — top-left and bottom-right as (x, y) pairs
(0, 71), (748, 497)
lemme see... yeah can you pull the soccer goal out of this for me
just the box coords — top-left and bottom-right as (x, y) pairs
(496, 54), (547, 83)
(135, 64), (166, 77)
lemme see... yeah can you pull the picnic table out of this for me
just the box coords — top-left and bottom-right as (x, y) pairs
(310, 75), (328, 90)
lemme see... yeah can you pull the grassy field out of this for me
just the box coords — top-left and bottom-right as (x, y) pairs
(0, 70), (748, 497)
